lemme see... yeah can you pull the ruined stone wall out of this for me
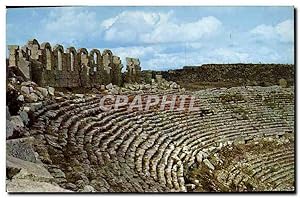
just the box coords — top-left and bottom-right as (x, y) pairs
(8, 39), (140, 88)
(160, 64), (295, 88)
(125, 57), (141, 83)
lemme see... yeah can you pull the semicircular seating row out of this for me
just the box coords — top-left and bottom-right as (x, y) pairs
(215, 145), (294, 191)
(29, 87), (294, 192)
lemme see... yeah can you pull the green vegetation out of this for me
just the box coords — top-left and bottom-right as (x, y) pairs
(279, 78), (288, 88)
(232, 106), (249, 120)
(220, 93), (244, 103)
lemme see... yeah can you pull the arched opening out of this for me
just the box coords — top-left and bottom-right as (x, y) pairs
(80, 53), (88, 66)
(103, 54), (111, 74)
(27, 39), (41, 60)
(70, 52), (74, 71)
(80, 52), (89, 75)
(46, 48), (52, 70)
(94, 53), (97, 64)
(93, 53), (97, 72)
(77, 48), (89, 76)
(58, 50), (62, 71)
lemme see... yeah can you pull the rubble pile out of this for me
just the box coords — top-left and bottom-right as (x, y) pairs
(6, 75), (71, 192)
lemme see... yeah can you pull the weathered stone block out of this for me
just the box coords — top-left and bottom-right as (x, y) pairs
(6, 137), (37, 163)
(6, 179), (71, 192)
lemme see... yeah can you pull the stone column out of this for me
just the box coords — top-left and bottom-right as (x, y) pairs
(8, 45), (19, 67)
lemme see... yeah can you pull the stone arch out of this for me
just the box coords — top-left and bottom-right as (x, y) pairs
(102, 49), (113, 74)
(77, 48), (88, 64)
(27, 39), (40, 48)
(90, 49), (101, 72)
(90, 49), (101, 64)
(77, 48), (88, 55)
(41, 42), (52, 70)
(77, 48), (89, 75)
(102, 49), (113, 57)
(27, 39), (41, 60)
(67, 47), (77, 72)
(53, 44), (64, 71)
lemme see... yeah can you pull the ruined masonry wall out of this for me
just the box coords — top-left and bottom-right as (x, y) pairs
(8, 39), (142, 88)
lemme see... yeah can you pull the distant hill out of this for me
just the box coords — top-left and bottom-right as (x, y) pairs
(159, 64), (294, 90)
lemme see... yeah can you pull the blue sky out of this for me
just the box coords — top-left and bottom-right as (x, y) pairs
(6, 6), (294, 70)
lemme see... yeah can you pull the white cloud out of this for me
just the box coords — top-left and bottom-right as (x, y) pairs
(101, 11), (162, 30)
(186, 42), (203, 49)
(101, 11), (168, 43)
(109, 45), (162, 70)
(142, 16), (222, 43)
(101, 11), (222, 44)
(108, 41), (292, 71)
(144, 52), (186, 70)
(214, 48), (250, 63)
(250, 19), (293, 42)
(39, 8), (101, 46)
(250, 24), (276, 38)
(276, 19), (294, 42)
(111, 46), (160, 59)
(110, 44), (254, 71)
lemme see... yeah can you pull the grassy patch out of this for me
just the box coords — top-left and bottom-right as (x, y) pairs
(220, 93), (244, 104)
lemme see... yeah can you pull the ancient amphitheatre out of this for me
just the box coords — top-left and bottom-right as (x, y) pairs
(6, 38), (295, 192)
